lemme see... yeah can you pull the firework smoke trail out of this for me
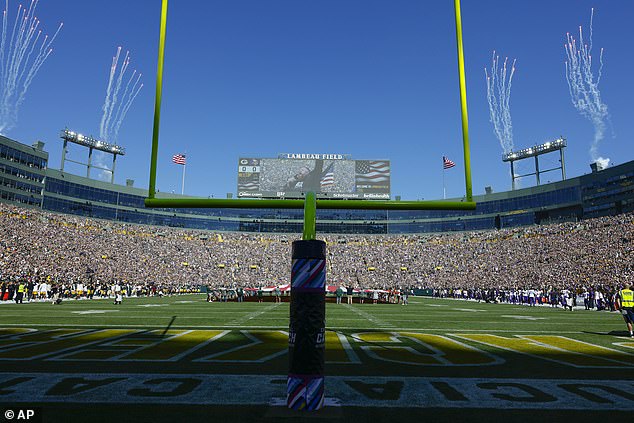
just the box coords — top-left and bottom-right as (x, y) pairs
(99, 47), (122, 140)
(0, 0), (61, 133)
(109, 69), (138, 136)
(564, 8), (609, 165)
(485, 51), (516, 154)
(99, 48), (141, 143)
(112, 73), (143, 142)
(103, 50), (130, 140)
(20, 21), (62, 101)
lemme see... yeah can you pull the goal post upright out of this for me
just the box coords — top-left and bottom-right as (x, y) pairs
(145, 0), (475, 411)
(148, 0), (169, 200)
(454, 0), (473, 203)
(145, 0), (474, 210)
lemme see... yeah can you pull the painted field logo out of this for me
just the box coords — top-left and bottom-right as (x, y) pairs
(455, 334), (634, 368)
(0, 329), (633, 368)
(352, 332), (500, 366)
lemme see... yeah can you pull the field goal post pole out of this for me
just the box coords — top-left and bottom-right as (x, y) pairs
(145, 0), (474, 411)
(287, 191), (327, 410)
(454, 0), (473, 203)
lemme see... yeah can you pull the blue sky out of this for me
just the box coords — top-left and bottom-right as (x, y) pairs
(6, 0), (634, 200)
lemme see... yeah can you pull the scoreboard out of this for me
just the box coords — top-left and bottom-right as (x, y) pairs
(237, 156), (390, 199)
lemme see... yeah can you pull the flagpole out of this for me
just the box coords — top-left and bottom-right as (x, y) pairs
(181, 163), (186, 195)
(443, 166), (446, 200)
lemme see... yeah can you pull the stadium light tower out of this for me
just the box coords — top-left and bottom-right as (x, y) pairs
(59, 128), (126, 183)
(502, 137), (567, 190)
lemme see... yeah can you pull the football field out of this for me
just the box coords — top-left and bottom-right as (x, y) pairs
(0, 295), (633, 423)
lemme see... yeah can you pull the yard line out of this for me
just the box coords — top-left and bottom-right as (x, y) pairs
(343, 304), (395, 328)
(229, 303), (283, 326)
(0, 323), (620, 334)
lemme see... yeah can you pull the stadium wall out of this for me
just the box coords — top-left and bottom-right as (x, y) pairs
(1, 135), (632, 234)
(0, 135), (47, 207)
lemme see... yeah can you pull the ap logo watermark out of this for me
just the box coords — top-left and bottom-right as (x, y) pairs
(3, 409), (37, 421)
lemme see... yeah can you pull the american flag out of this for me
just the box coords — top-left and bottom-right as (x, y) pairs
(238, 181), (259, 190)
(356, 160), (390, 184)
(172, 154), (186, 165)
(443, 156), (456, 170)
(238, 173), (260, 191)
(320, 162), (335, 189)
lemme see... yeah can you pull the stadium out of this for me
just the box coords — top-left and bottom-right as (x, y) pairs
(2, 134), (633, 233)
(2, 131), (634, 423)
(2, 0), (634, 422)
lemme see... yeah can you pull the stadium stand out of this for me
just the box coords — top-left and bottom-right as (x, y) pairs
(1, 134), (633, 305)
(1, 202), (631, 306)
(2, 135), (634, 235)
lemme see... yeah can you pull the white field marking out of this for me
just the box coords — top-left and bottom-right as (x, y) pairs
(353, 331), (504, 367)
(343, 311), (607, 321)
(352, 332), (450, 363)
(361, 346), (448, 365)
(80, 310), (281, 314)
(0, 329), (98, 353)
(173, 301), (197, 304)
(425, 304), (448, 307)
(0, 323), (618, 333)
(111, 330), (229, 362)
(363, 310), (610, 318)
(0, 330), (141, 361)
(0, 328), (37, 339)
(453, 334), (634, 369)
(105, 329), (230, 362)
(1, 373), (633, 409)
(343, 304), (394, 328)
(4, 306), (264, 314)
(193, 330), (288, 363)
(0, 315), (291, 320)
(338, 310), (560, 324)
(406, 333), (503, 366)
(535, 336), (634, 367)
(543, 337), (634, 367)
(501, 315), (546, 321)
(47, 330), (192, 361)
(50, 348), (124, 361)
(0, 307), (606, 316)
(328, 331), (361, 364)
(98, 331), (156, 347)
(166, 330), (231, 362)
(32, 312), (602, 324)
(613, 342), (634, 350)
(71, 310), (120, 315)
(229, 303), (283, 326)
(451, 308), (487, 312)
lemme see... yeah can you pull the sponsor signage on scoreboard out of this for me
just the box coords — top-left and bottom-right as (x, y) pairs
(237, 157), (391, 199)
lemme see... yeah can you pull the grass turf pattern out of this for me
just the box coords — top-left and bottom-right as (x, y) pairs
(1, 295), (633, 422)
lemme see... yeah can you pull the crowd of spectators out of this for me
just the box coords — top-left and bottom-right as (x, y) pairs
(433, 286), (621, 311)
(1, 203), (632, 306)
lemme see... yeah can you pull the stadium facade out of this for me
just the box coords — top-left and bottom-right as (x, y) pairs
(1, 134), (633, 234)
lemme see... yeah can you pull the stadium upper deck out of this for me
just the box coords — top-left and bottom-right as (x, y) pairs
(1, 134), (633, 234)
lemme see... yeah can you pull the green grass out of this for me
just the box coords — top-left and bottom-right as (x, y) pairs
(1, 295), (633, 422)
(0, 295), (623, 330)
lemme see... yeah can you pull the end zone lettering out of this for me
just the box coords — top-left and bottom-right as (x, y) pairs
(0, 374), (633, 409)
